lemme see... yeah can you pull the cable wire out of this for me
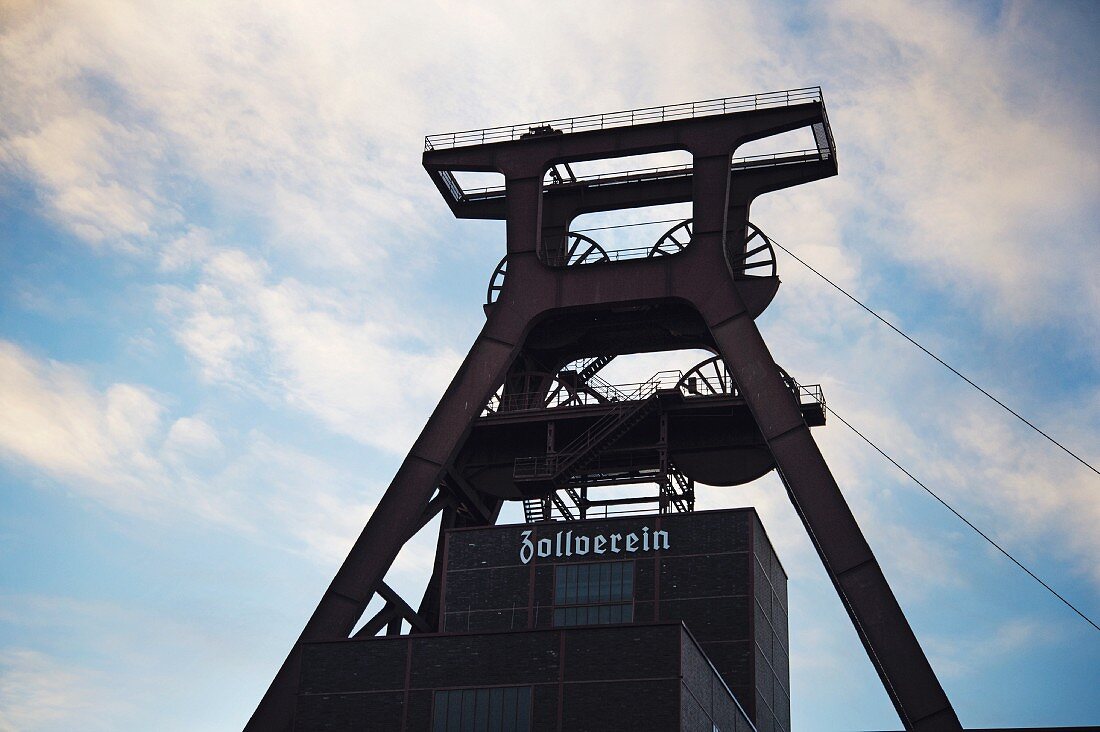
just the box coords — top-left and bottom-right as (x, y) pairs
(573, 218), (683, 233)
(767, 237), (1099, 477)
(563, 214), (1098, 626)
(825, 403), (1099, 632)
(567, 214), (1098, 475)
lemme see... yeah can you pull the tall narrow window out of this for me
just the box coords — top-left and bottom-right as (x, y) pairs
(432, 686), (532, 732)
(552, 560), (634, 627)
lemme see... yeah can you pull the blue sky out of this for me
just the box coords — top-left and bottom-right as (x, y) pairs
(1, 1), (1098, 729)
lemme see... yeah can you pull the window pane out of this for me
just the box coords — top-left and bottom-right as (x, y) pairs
(516, 687), (532, 730)
(622, 603), (634, 622)
(588, 563), (600, 605)
(502, 687), (518, 731)
(475, 689), (490, 730)
(577, 564), (589, 604)
(599, 562), (612, 602)
(461, 689), (476, 732)
(566, 565), (578, 605)
(599, 604), (611, 624)
(554, 566), (566, 603)
(447, 690), (462, 731)
(553, 608), (565, 627)
(489, 688), (503, 732)
(622, 562), (634, 600)
(433, 690), (449, 732)
(610, 561), (622, 601)
(565, 607), (577, 626)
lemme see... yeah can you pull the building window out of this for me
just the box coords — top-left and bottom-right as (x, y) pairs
(432, 686), (532, 732)
(552, 560), (634, 627)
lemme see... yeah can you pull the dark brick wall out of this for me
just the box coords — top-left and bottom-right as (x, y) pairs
(440, 509), (788, 730)
(751, 513), (789, 732)
(681, 631), (756, 732)
(296, 624), (751, 731)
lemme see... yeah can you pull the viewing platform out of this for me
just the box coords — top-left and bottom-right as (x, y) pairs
(423, 87), (837, 221)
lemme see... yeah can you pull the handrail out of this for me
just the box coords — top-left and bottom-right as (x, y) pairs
(486, 370), (822, 415)
(490, 371), (682, 413)
(456, 148), (827, 199)
(425, 86), (824, 150)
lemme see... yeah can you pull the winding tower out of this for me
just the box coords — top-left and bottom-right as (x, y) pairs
(250, 88), (961, 730)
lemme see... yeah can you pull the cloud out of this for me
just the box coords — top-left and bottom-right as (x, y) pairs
(0, 648), (122, 732)
(816, 0), (1100, 328)
(0, 340), (168, 514)
(0, 340), (382, 564)
(158, 245), (463, 454)
(926, 617), (1050, 679)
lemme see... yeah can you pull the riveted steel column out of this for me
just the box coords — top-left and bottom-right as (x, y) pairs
(246, 313), (526, 731)
(689, 154), (959, 728)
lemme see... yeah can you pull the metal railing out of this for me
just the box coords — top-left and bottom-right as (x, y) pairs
(425, 87), (825, 150)
(486, 369), (822, 416)
(455, 148), (828, 200)
(490, 371), (682, 414)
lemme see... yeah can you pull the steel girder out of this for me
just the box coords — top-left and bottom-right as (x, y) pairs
(247, 100), (960, 730)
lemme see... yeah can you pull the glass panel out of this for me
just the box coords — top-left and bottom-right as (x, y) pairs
(599, 604), (611, 624)
(553, 608), (565, 627)
(554, 566), (566, 603)
(433, 690), (449, 732)
(516, 687), (532, 731)
(447, 690), (462, 731)
(565, 607), (577, 626)
(461, 689), (476, 732)
(610, 561), (622, 601)
(488, 688), (503, 732)
(609, 604), (621, 624)
(566, 565), (578, 605)
(622, 603), (634, 622)
(588, 563), (600, 604)
(576, 564), (589, 604)
(502, 687), (518, 731)
(475, 689), (490, 730)
(622, 562), (634, 600)
(599, 562), (612, 602)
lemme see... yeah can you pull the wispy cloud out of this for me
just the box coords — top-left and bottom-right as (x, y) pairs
(157, 245), (463, 454)
(0, 648), (122, 732)
(0, 339), (379, 564)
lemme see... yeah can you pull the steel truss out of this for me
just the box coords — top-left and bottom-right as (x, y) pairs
(248, 89), (960, 730)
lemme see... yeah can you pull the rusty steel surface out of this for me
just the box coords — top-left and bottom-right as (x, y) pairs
(247, 90), (960, 731)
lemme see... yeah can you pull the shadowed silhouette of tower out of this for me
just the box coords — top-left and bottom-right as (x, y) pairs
(248, 88), (961, 731)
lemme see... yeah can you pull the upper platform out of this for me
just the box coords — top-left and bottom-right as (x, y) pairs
(423, 87), (837, 220)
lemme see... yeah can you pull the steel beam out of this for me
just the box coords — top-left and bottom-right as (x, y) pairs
(689, 154), (960, 730)
(246, 314), (526, 730)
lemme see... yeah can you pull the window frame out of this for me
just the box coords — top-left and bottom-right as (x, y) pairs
(551, 559), (635, 627)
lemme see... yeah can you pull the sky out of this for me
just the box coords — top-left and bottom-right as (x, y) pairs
(0, 0), (1098, 729)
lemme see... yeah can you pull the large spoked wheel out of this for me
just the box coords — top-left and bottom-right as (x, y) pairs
(728, 222), (777, 278)
(562, 232), (610, 266)
(677, 355), (798, 398)
(651, 219), (692, 256)
(486, 256), (508, 306)
(541, 231), (611, 267)
(678, 356), (736, 396)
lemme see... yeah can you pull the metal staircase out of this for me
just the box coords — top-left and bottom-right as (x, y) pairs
(513, 389), (662, 489)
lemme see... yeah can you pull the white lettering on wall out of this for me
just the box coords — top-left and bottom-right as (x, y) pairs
(519, 530), (534, 564)
(517, 525), (671, 564)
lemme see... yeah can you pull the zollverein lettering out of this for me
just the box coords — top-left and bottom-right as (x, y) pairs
(519, 526), (670, 564)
